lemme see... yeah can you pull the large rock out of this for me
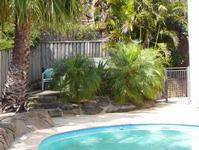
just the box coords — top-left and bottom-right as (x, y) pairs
(0, 111), (54, 150)
(61, 104), (80, 115)
(81, 101), (103, 115)
(105, 104), (136, 113)
(47, 108), (63, 117)
(0, 128), (10, 150)
(96, 96), (110, 107)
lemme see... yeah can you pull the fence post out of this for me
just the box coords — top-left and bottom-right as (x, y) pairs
(0, 51), (2, 98)
(87, 42), (90, 57)
(164, 68), (168, 103)
(187, 66), (191, 104)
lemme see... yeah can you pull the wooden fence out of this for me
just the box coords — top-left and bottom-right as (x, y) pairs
(0, 41), (106, 97)
(0, 50), (11, 98)
(40, 41), (107, 68)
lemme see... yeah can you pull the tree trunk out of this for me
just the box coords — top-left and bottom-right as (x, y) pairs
(1, 18), (30, 113)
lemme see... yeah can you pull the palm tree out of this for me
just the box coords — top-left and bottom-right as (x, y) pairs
(0, 0), (81, 113)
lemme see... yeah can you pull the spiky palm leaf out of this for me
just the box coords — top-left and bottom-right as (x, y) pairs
(52, 56), (101, 103)
(100, 0), (187, 50)
(108, 43), (166, 105)
(159, 30), (179, 48)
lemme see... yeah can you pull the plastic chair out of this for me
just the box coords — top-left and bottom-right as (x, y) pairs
(42, 68), (54, 90)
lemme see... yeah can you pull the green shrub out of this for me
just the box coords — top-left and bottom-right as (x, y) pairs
(107, 43), (166, 105)
(0, 39), (13, 50)
(96, 60), (114, 96)
(52, 56), (101, 103)
(0, 24), (41, 50)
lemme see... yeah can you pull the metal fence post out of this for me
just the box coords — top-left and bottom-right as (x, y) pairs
(164, 68), (168, 103)
(187, 66), (191, 104)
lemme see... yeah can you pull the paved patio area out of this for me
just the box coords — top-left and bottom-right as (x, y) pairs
(9, 102), (199, 150)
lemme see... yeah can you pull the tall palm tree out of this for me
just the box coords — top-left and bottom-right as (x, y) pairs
(0, 0), (81, 113)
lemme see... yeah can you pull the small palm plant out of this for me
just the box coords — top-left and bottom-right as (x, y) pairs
(108, 43), (167, 105)
(96, 60), (114, 96)
(52, 56), (101, 103)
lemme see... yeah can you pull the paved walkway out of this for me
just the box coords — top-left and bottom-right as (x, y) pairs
(9, 103), (199, 150)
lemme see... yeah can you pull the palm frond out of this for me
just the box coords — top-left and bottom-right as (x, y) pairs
(0, 0), (81, 29)
(159, 30), (179, 48)
(52, 56), (101, 102)
(107, 43), (166, 104)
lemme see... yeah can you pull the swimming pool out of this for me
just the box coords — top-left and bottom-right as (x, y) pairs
(38, 124), (199, 150)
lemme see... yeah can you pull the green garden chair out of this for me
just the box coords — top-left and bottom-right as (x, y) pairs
(42, 68), (54, 90)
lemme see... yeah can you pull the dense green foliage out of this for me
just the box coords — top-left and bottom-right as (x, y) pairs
(0, 25), (14, 50)
(52, 43), (167, 105)
(0, 24), (41, 50)
(52, 56), (101, 103)
(99, 0), (187, 45)
(50, 23), (99, 41)
(95, 0), (188, 66)
(96, 44), (168, 105)
(96, 60), (113, 96)
(106, 43), (167, 105)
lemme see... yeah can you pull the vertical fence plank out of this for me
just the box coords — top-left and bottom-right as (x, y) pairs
(0, 50), (10, 98)
(0, 51), (2, 98)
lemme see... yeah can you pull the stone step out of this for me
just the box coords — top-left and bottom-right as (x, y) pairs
(32, 90), (61, 97)
(28, 108), (63, 117)
(47, 108), (63, 117)
(28, 96), (58, 103)
(27, 102), (62, 109)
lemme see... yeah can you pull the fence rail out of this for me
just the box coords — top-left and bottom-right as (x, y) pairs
(0, 41), (106, 98)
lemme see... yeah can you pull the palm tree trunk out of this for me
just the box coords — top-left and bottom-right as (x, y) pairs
(1, 17), (30, 113)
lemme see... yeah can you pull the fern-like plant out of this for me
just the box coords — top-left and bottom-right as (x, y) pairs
(108, 43), (167, 105)
(52, 56), (101, 103)
(96, 60), (114, 96)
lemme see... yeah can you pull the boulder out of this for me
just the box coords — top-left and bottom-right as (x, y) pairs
(0, 111), (54, 150)
(61, 104), (80, 115)
(47, 108), (63, 117)
(0, 128), (9, 150)
(106, 104), (136, 113)
(96, 96), (110, 107)
(81, 101), (103, 115)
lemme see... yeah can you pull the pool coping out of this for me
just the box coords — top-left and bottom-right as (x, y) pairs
(9, 103), (199, 150)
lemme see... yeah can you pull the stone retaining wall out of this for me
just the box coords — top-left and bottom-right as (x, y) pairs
(27, 96), (141, 117)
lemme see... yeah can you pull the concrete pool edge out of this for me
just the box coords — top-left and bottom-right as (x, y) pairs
(9, 103), (199, 150)
(39, 123), (199, 150)
(40, 123), (199, 143)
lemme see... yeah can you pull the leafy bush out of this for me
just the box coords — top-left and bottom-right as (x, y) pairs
(0, 24), (41, 50)
(107, 43), (166, 105)
(51, 44), (167, 105)
(0, 39), (13, 50)
(52, 56), (101, 103)
(96, 60), (113, 96)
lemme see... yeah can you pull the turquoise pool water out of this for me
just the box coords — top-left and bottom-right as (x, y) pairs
(38, 124), (199, 150)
